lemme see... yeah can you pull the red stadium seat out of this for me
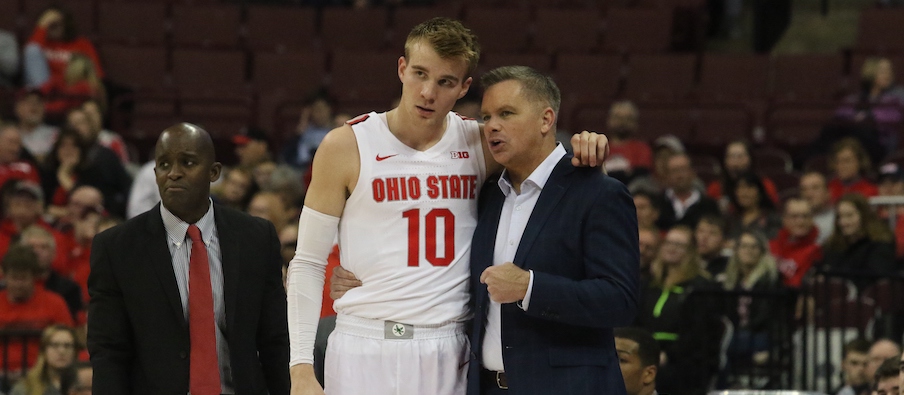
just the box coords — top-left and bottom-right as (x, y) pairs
(533, 8), (603, 54)
(0, 1), (15, 32)
(855, 9), (904, 53)
(753, 147), (794, 174)
(860, 278), (904, 314)
(328, 49), (401, 106)
(320, 7), (390, 51)
(98, 2), (167, 46)
(766, 103), (836, 147)
(698, 54), (770, 101)
(172, 49), (247, 95)
(478, 53), (553, 76)
(625, 54), (696, 101)
(253, 51), (326, 96)
(693, 106), (752, 147)
(636, 105), (695, 142)
(389, 4), (461, 50)
(771, 54), (845, 102)
(171, 4), (242, 49)
(603, 8), (673, 53)
(99, 45), (169, 91)
(463, 7), (532, 53)
(555, 54), (622, 104)
(246, 6), (317, 52)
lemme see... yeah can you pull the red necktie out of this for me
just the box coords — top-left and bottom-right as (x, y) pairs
(187, 224), (221, 395)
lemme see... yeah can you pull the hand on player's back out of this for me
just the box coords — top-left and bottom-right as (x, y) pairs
(329, 266), (362, 300)
(571, 131), (610, 170)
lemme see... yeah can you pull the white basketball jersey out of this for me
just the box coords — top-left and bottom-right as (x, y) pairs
(335, 111), (486, 325)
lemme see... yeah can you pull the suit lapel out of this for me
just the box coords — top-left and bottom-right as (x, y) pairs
(145, 205), (187, 325)
(214, 205), (240, 332)
(512, 158), (575, 267)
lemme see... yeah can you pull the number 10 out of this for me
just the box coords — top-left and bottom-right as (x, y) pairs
(402, 208), (455, 267)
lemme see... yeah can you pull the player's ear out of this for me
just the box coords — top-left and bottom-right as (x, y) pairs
(458, 77), (473, 99)
(398, 56), (407, 82)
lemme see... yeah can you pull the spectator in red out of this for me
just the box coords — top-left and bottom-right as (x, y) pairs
(800, 171), (836, 245)
(769, 197), (822, 288)
(19, 226), (84, 323)
(0, 123), (41, 191)
(0, 180), (72, 274)
(40, 53), (105, 119)
(706, 140), (779, 210)
(14, 90), (59, 163)
(696, 214), (729, 279)
(823, 194), (896, 287)
(604, 101), (653, 182)
(0, 245), (74, 374)
(726, 171), (782, 239)
(7, 325), (81, 395)
(828, 138), (879, 203)
(23, 7), (103, 92)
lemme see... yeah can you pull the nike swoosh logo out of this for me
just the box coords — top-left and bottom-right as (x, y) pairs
(376, 154), (399, 161)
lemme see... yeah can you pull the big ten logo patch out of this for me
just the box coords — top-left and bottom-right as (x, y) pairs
(451, 151), (470, 159)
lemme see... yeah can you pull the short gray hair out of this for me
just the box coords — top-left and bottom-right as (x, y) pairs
(19, 225), (56, 255)
(480, 66), (561, 115)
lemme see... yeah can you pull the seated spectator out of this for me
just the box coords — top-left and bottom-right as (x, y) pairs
(23, 7), (103, 92)
(695, 214), (729, 279)
(770, 197), (823, 288)
(633, 189), (662, 231)
(40, 54), (104, 120)
(836, 57), (904, 153)
(252, 160), (277, 191)
(0, 181), (71, 274)
(834, 338), (871, 395)
(125, 160), (159, 219)
(638, 227), (660, 284)
(0, 246), (74, 374)
(726, 171), (782, 239)
(800, 171), (836, 245)
(211, 167), (254, 211)
(233, 126), (272, 170)
(0, 124), (41, 191)
(604, 101), (653, 183)
(823, 194), (896, 285)
(247, 191), (291, 230)
(828, 138), (879, 203)
(656, 153), (721, 230)
(872, 356), (900, 395)
(281, 95), (335, 171)
(614, 327), (659, 395)
(8, 325), (80, 395)
(14, 91), (58, 164)
(706, 141), (780, 210)
(50, 185), (103, 235)
(0, 29), (18, 87)
(875, 163), (904, 259)
(720, 230), (781, 382)
(629, 135), (685, 195)
(635, 225), (719, 395)
(80, 100), (127, 164)
(60, 361), (91, 395)
(18, 226), (83, 323)
(866, 339), (901, 383)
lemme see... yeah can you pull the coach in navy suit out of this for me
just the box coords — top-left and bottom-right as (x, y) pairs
(468, 66), (639, 395)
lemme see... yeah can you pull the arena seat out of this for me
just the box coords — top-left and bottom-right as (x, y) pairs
(771, 54), (845, 102)
(99, 44), (169, 91)
(555, 54), (623, 104)
(533, 8), (602, 54)
(321, 7), (390, 51)
(625, 53), (696, 101)
(97, 2), (167, 46)
(171, 4), (242, 49)
(603, 8), (673, 53)
(463, 7), (531, 53)
(246, 5), (317, 53)
(698, 54), (770, 101)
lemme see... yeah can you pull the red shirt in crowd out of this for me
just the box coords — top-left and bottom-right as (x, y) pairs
(707, 177), (781, 205)
(28, 26), (104, 84)
(0, 287), (74, 372)
(69, 241), (91, 304)
(0, 219), (74, 277)
(0, 161), (40, 190)
(606, 140), (653, 172)
(828, 177), (878, 203)
(770, 227), (823, 288)
(40, 77), (99, 117)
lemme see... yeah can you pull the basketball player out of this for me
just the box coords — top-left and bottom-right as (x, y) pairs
(287, 18), (608, 395)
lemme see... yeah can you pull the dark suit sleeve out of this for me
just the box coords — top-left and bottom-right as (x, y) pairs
(87, 230), (134, 395)
(526, 178), (639, 328)
(256, 221), (290, 395)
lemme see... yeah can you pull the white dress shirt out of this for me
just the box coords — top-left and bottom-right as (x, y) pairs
(127, 161), (161, 218)
(160, 201), (234, 393)
(482, 144), (566, 372)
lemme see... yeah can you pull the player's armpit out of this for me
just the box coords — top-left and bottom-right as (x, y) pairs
(329, 265), (362, 300)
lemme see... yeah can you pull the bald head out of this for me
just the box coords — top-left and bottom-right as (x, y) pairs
(154, 123), (222, 224)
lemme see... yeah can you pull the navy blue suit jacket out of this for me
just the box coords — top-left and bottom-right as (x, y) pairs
(468, 156), (640, 395)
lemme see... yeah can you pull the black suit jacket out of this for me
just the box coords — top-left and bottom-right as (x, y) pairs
(87, 203), (289, 395)
(467, 157), (640, 395)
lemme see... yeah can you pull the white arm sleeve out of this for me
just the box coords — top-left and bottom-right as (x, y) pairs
(287, 206), (340, 367)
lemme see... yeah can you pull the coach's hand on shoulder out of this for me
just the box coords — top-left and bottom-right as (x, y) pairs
(480, 263), (530, 304)
(290, 364), (325, 395)
(329, 266), (362, 300)
(571, 131), (610, 169)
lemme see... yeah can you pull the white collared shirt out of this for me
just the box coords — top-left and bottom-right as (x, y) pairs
(482, 144), (566, 372)
(665, 188), (701, 220)
(160, 200), (234, 393)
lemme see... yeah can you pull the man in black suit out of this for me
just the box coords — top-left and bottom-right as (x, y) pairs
(87, 123), (289, 395)
(468, 66), (639, 395)
(656, 153), (721, 230)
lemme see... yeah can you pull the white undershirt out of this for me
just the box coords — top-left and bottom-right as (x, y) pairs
(482, 144), (566, 372)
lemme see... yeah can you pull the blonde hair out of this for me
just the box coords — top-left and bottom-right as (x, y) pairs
(64, 53), (99, 88)
(22, 325), (81, 395)
(722, 230), (778, 290)
(860, 57), (893, 85)
(649, 225), (710, 288)
(404, 17), (480, 76)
